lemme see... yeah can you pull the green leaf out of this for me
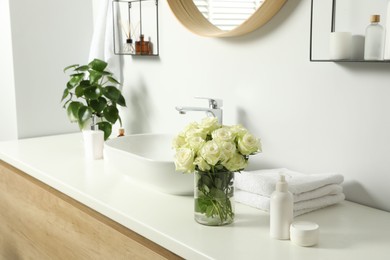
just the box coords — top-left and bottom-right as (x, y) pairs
(195, 197), (210, 213)
(64, 64), (79, 72)
(215, 164), (225, 171)
(210, 187), (226, 199)
(107, 75), (120, 84)
(83, 86), (101, 100)
(90, 97), (107, 113)
(89, 70), (103, 84)
(201, 174), (213, 188)
(68, 73), (84, 89)
(61, 89), (69, 102)
(206, 205), (215, 217)
(75, 85), (85, 98)
(103, 105), (119, 124)
(88, 59), (107, 72)
(117, 94), (127, 107)
(103, 86), (121, 101)
(215, 178), (223, 190)
(100, 70), (112, 75)
(97, 121), (112, 140)
(79, 80), (91, 87)
(75, 65), (89, 71)
(77, 106), (93, 129)
(66, 101), (83, 122)
(75, 80), (91, 97)
(62, 97), (72, 109)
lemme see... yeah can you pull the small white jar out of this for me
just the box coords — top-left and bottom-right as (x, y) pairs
(290, 221), (319, 247)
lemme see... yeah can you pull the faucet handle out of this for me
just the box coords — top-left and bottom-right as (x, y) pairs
(195, 97), (223, 109)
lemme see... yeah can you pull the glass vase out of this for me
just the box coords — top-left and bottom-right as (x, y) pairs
(194, 170), (235, 226)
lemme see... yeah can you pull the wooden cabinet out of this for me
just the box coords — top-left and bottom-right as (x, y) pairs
(0, 161), (181, 260)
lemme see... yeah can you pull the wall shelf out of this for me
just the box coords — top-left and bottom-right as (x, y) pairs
(310, 0), (389, 63)
(309, 59), (390, 63)
(112, 0), (159, 56)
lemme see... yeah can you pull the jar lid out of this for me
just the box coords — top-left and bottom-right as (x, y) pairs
(371, 15), (380, 23)
(290, 221), (319, 247)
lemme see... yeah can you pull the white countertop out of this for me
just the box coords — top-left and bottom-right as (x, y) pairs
(1, 133), (389, 260)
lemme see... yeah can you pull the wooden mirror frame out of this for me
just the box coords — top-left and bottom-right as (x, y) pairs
(167, 0), (287, 37)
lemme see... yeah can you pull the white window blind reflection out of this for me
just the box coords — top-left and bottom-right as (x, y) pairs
(193, 0), (264, 31)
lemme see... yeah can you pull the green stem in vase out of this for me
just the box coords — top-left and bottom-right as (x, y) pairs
(195, 170), (234, 224)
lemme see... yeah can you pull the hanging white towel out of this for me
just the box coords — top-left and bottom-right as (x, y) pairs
(89, 0), (123, 85)
(235, 168), (344, 197)
(235, 190), (345, 217)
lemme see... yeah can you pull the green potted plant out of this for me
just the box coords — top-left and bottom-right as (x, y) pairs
(61, 58), (126, 141)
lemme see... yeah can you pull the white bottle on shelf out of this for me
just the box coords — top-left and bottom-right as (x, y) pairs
(364, 15), (384, 60)
(270, 175), (293, 240)
(384, 3), (390, 60)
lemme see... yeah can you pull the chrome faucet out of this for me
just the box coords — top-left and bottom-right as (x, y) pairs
(176, 97), (223, 124)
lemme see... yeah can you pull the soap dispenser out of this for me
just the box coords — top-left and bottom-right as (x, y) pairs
(270, 175), (293, 240)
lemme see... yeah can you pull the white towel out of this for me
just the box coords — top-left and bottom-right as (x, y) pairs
(235, 190), (345, 217)
(294, 184), (342, 202)
(89, 0), (123, 85)
(235, 183), (343, 203)
(235, 168), (344, 196)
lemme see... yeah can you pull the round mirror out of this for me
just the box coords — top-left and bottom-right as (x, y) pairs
(167, 0), (287, 37)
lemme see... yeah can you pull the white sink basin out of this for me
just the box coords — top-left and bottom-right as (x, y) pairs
(104, 133), (193, 195)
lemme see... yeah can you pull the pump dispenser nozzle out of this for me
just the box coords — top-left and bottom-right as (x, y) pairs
(276, 174), (289, 192)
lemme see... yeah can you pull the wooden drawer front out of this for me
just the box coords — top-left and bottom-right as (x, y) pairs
(0, 161), (181, 260)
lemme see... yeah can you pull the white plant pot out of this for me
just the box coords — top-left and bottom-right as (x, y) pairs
(82, 130), (104, 160)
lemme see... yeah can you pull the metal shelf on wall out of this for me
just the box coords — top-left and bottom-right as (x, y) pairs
(309, 0), (331, 62)
(309, 59), (390, 63)
(112, 0), (159, 56)
(309, 0), (390, 63)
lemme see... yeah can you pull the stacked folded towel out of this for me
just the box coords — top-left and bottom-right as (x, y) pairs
(235, 168), (345, 216)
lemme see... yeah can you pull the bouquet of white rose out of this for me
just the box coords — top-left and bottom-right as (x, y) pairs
(173, 117), (261, 225)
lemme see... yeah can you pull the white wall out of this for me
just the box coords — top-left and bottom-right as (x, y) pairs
(118, 0), (390, 212)
(3, 0), (389, 212)
(0, 0), (18, 141)
(6, 0), (93, 138)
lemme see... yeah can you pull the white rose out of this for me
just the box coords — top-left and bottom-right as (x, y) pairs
(223, 152), (247, 172)
(211, 127), (234, 142)
(199, 117), (220, 133)
(238, 132), (260, 155)
(200, 140), (221, 166)
(187, 136), (205, 153)
(219, 141), (236, 163)
(185, 126), (206, 140)
(174, 148), (195, 173)
(182, 122), (199, 133)
(180, 122), (204, 139)
(172, 135), (186, 149)
(229, 124), (248, 138)
(194, 156), (211, 172)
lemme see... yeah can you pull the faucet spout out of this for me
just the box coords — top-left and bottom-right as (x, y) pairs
(175, 105), (223, 124)
(175, 106), (209, 113)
